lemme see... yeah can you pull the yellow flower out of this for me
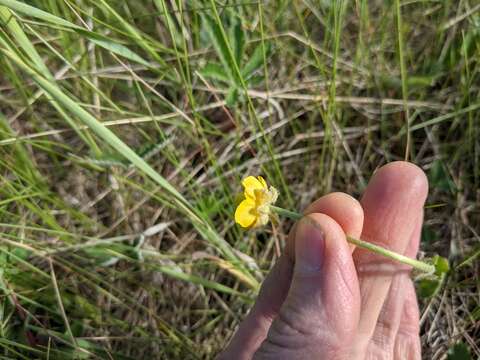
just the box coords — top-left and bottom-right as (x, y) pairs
(234, 176), (278, 228)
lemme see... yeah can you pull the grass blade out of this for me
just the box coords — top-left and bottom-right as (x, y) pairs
(0, 0), (80, 29)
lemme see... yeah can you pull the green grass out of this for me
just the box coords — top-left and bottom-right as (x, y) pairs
(0, 0), (479, 358)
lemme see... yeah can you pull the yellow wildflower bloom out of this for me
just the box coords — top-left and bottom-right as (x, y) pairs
(235, 176), (278, 228)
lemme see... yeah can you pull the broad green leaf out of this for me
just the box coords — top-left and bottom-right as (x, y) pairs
(428, 160), (456, 193)
(242, 42), (271, 79)
(447, 343), (471, 360)
(421, 225), (438, 245)
(11, 247), (29, 261)
(199, 62), (230, 83)
(226, 86), (239, 106)
(248, 74), (266, 86)
(417, 278), (440, 298)
(229, 15), (245, 66)
(202, 13), (241, 87)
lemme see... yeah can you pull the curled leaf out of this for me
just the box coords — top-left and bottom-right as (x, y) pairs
(433, 255), (450, 275)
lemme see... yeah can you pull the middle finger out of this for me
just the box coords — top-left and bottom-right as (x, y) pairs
(349, 162), (428, 356)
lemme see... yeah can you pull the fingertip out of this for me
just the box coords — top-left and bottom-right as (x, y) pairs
(304, 192), (364, 238)
(366, 162), (428, 203)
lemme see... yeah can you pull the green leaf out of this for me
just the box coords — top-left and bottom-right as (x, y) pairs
(241, 42), (271, 79)
(0, 6), (100, 149)
(447, 343), (471, 360)
(0, 0), (81, 29)
(226, 86), (239, 106)
(11, 247), (29, 261)
(248, 74), (265, 86)
(0, 2), (150, 67)
(199, 62), (230, 83)
(202, 13), (241, 87)
(472, 306), (480, 321)
(1, 47), (259, 289)
(421, 225), (438, 245)
(153, 0), (183, 49)
(433, 255), (450, 275)
(407, 75), (436, 87)
(229, 15), (245, 66)
(417, 278), (441, 298)
(0, 7), (49, 75)
(151, 260), (252, 302)
(94, 0), (170, 71)
(81, 32), (150, 67)
(428, 160), (456, 193)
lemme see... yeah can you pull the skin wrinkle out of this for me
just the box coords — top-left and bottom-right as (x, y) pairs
(355, 276), (391, 346)
(367, 276), (405, 358)
(285, 280), (335, 337)
(324, 254), (358, 338)
(221, 253), (295, 360)
(368, 216), (422, 343)
(257, 306), (339, 359)
(335, 254), (357, 301)
(275, 298), (323, 337)
(247, 313), (276, 348)
(259, 213), (357, 359)
(393, 333), (421, 360)
(394, 281), (421, 360)
(256, 312), (347, 360)
(222, 193), (363, 359)
(361, 194), (425, 360)
(359, 202), (420, 262)
(254, 336), (342, 360)
(254, 254), (293, 321)
(359, 163), (427, 257)
(356, 214), (422, 279)
(221, 162), (428, 360)
(309, 214), (360, 338)
(250, 293), (279, 327)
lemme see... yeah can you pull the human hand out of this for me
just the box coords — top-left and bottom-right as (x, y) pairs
(219, 161), (427, 359)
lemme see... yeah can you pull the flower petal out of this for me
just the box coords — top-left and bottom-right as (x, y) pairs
(234, 199), (257, 228)
(242, 176), (264, 200)
(257, 176), (267, 189)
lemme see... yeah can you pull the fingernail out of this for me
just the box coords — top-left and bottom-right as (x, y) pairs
(295, 217), (325, 273)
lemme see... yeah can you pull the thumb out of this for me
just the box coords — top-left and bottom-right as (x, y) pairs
(255, 213), (360, 359)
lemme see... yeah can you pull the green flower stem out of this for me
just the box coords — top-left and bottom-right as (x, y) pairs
(344, 236), (434, 273)
(271, 206), (435, 274)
